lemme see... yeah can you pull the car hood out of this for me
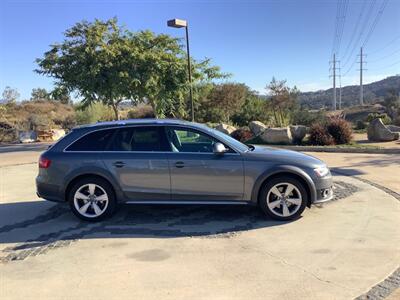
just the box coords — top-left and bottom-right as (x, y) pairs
(243, 145), (325, 168)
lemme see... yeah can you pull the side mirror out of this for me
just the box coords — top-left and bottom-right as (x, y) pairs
(213, 142), (227, 154)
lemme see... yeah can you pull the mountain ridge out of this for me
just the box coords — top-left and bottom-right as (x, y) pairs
(299, 75), (400, 109)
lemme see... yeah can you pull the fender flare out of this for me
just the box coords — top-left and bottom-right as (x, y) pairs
(250, 165), (317, 206)
(62, 166), (124, 202)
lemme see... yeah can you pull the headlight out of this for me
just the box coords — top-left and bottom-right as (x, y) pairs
(314, 166), (330, 177)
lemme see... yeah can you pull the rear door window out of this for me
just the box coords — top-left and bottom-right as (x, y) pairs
(109, 126), (169, 152)
(65, 129), (115, 151)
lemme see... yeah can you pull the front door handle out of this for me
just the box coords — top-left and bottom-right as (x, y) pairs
(113, 161), (125, 168)
(175, 161), (185, 168)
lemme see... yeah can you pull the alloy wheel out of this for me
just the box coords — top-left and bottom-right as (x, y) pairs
(73, 183), (109, 218)
(266, 182), (302, 218)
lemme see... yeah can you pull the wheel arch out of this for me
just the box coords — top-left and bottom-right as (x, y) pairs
(251, 166), (317, 207)
(63, 168), (123, 203)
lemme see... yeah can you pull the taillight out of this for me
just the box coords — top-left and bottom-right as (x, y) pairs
(39, 156), (51, 168)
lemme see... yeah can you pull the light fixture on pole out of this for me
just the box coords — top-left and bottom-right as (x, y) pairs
(167, 18), (194, 122)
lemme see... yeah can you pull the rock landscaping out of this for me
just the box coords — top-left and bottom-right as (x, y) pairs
(367, 118), (400, 142)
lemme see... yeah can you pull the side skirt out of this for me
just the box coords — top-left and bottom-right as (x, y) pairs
(125, 200), (252, 205)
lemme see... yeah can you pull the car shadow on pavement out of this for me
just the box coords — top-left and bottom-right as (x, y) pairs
(0, 201), (291, 246)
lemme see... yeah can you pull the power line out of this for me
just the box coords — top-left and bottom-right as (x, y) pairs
(368, 35), (400, 55)
(331, 0), (343, 56)
(340, 0), (368, 61)
(362, 0), (389, 47)
(331, 0), (349, 57)
(342, 0), (377, 69)
(369, 60), (400, 71)
(369, 48), (400, 63)
(342, 59), (357, 77)
(336, 0), (349, 56)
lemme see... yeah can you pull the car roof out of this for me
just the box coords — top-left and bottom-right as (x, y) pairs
(75, 118), (197, 130)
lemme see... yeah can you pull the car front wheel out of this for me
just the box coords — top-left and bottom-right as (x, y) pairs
(259, 176), (307, 221)
(68, 177), (116, 222)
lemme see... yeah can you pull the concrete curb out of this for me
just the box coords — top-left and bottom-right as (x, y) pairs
(268, 145), (400, 154)
(332, 171), (400, 300)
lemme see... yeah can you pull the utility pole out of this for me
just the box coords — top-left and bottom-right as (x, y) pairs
(357, 47), (367, 106)
(330, 53), (340, 110)
(359, 47), (364, 106)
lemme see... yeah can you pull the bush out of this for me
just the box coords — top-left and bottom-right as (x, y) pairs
(28, 114), (53, 130)
(394, 116), (400, 126)
(75, 102), (114, 125)
(355, 120), (367, 130)
(291, 109), (326, 126)
(366, 113), (391, 125)
(127, 105), (155, 119)
(231, 96), (270, 127)
(230, 127), (254, 142)
(326, 117), (353, 144)
(308, 123), (334, 146)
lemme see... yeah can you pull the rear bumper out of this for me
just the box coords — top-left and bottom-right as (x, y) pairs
(36, 176), (64, 202)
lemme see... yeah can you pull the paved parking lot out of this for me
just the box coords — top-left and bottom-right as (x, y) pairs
(0, 144), (399, 299)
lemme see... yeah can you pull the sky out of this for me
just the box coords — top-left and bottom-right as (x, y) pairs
(0, 0), (399, 100)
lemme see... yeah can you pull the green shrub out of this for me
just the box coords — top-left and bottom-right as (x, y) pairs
(291, 109), (326, 126)
(326, 117), (353, 144)
(308, 123), (334, 146)
(75, 102), (114, 125)
(366, 113), (391, 125)
(127, 105), (155, 119)
(231, 97), (270, 127)
(230, 127), (254, 142)
(355, 120), (367, 130)
(28, 114), (53, 130)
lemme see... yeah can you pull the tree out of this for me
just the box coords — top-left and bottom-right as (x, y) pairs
(196, 83), (250, 123)
(1, 86), (20, 104)
(50, 86), (71, 104)
(383, 89), (400, 120)
(31, 88), (49, 100)
(266, 78), (299, 127)
(36, 18), (226, 120)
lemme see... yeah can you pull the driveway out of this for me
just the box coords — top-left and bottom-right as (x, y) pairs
(0, 144), (399, 299)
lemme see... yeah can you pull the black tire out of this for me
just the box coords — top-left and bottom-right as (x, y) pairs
(259, 176), (308, 221)
(68, 177), (117, 222)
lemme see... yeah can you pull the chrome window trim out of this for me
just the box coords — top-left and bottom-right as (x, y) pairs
(63, 123), (243, 154)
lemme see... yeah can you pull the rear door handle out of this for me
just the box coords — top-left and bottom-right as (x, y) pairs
(113, 161), (125, 168)
(175, 161), (184, 168)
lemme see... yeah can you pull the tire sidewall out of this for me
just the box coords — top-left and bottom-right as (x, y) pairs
(68, 177), (116, 222)
(259, 176), (308, 221)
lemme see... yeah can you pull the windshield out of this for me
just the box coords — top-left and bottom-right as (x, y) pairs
(198, 125), (250, 152)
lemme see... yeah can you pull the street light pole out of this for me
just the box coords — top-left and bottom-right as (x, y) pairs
(167, 18), (194, 122)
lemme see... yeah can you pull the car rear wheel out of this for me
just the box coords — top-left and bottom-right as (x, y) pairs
(68, 177), (116, 222)
(259, 176), (307, 221)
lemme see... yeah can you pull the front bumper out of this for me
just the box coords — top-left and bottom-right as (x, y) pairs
(312, 175), (334, 204)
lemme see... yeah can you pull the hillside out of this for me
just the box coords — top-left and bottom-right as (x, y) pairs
(299, 75), (400, 109)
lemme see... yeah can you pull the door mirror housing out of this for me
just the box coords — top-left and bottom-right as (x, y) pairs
(213, 142), (228, 154)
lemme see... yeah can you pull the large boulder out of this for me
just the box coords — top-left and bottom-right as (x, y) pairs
(367, 118), (400, 141)
(249, 121), (267, 136)
(260, 127), (293, 144)
(289, 125), (307, 143)
(387, 125), (400, 133)
(215, 123), (236, 135)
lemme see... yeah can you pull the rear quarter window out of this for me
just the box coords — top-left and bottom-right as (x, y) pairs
(65, 129), (115, 151)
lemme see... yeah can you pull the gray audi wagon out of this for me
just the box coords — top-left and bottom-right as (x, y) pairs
(36, 119), (333, 221)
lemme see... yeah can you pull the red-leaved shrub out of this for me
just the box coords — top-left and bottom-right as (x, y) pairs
(308, 123), (334, 146)
(326, 117), (353, 144)
(230, 128), (254, 142)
